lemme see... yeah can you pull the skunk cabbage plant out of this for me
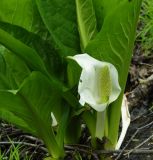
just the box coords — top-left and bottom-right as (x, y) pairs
(69, 53), (121, 140)
(0, 0), (142, 159)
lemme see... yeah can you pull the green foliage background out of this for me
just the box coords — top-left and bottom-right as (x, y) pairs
(136, 0), (153, 55)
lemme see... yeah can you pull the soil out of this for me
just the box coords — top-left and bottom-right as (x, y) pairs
(0, 44), (153, 160)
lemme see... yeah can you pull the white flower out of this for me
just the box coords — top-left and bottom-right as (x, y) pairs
(68, 53), (121, 112)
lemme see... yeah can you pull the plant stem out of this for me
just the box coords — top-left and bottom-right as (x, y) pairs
(95, 110), (106, 139)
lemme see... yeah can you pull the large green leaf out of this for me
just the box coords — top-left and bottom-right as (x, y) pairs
(92, 0), (120, 31)
(87, 0), (141, 86)
(64, 116), (82, 144)
(0, 51), (6, 74)
(0, 28), (79, 109)
(92, 0), (118, 31)
(0, 21), (63, 77)
(0, 52), (18, 90)
(56, 106), (70, 148)
(0, 53), (11, 89)
(75, 0), (97, 49)
(67, 0), (97, 87)
(35, 0), (81, 56)
(0, 72), (63, 158)
(0, 0), (48, 38)
(86, 0), (142, 147)
(0, 28), (47, 75)
(0, 109), (34, 134)
(0, 47), (30, 90)
(4, 52), (31, 87)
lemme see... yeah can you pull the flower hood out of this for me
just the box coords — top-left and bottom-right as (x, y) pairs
(69, 53), (121, 112)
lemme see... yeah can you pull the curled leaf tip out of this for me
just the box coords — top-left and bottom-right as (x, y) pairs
(51, 112), (57, 127)
(115, 95), (130, 150)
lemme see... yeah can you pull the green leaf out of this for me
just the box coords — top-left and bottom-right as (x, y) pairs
(0, 21), (62, 77)
(92, 0), (104, 31)
(75, 0), (97, 49)
(86, 0), (142, 147)
(67, 0), (97, 87)
(87, 0), (142, 87)
(35, 0), (81, 56)
(0, 109), (34, 134)
(0, 74), (11, 89)
(4, 52), (31, 87)
(0, 50), (26, 90)
(56, 106), (70, 148)
(67, 58), (81, 88)
(0, 91), (36, 132)
(0, 0), (48, 38)
(0, 51), (6, 74)
(0, 28), (47, 75)
(0, 28), (79, 109)
(0, 72), (63, 158)
(92, 0), (120, 31)
(0, 52), (15, 89)
(64, 117), (81, 144)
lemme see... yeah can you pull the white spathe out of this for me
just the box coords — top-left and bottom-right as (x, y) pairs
(69, 53), (121, 112)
